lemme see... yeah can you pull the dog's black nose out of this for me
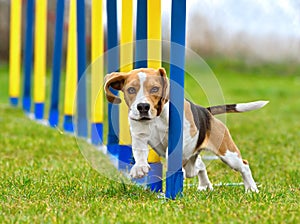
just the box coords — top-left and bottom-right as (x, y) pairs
(137, 103), (150, 114)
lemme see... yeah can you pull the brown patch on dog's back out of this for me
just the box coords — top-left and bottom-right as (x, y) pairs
(187, 100), (212, 150)
(184, 101), (198, 137)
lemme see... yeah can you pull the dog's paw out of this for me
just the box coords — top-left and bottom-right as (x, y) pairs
(197, 183), (214, 191)
(130, 163), (150, 179)
(245, 185), (259, 193)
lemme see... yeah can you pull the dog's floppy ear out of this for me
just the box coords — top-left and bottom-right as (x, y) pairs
(157, 68), (169, 115)
(104, 72), (127, 104)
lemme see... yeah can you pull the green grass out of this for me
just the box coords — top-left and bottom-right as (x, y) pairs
(1, 59), (299, 223)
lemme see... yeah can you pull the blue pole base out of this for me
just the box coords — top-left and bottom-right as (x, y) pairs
(63, 115), (74, 133)
(118, 145), (133, 171)
(148, 163), (163, 192)
(22, 96), (31, 113)
(166, 170), (184, 199)
(10, 97), (18, 107)
(49, 109), (59, 127)
(107, 144), (119, 168)
(77, 117), (88, 138)
(91, 123), (103, 145)
(34, 103), (44, 120)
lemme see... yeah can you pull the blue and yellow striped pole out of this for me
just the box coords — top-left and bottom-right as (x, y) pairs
(9, 0), (22, 106)
(147, 0), (163, 192)
(91, 0), (104, 145)
(63, 0), (77, 132)
(33, 0), (48, 120)
(118, 0), (134, 171)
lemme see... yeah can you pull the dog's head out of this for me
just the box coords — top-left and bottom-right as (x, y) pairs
(104, 68), (169, 121)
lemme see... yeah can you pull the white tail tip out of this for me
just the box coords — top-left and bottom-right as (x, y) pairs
(236, 101), (269, 112)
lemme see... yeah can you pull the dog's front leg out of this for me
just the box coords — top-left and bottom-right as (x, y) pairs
(130, 136), (150, 178)
(129, 120), (151, 179)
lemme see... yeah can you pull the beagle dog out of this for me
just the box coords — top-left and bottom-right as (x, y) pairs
(104, 68), (268, 192)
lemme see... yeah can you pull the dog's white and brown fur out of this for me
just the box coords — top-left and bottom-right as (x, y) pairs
(104, 68), (268, 192)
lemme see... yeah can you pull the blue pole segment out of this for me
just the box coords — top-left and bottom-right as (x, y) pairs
(34, 103), (44, 120)
(49, 0), (64, 127)
(166, 0), (186, 200)
(91, 123), (103, 145)
(135, 0), (147, 68)
(106, 0), (119, 145)
(63, 115), (74, 132)
(76, 0), (88, 138)
(22, 0), (35, 113)
(10, 98), (18, 107)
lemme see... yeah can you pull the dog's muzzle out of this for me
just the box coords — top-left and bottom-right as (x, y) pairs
(137, 103), (151, 120)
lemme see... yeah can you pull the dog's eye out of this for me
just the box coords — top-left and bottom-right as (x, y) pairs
(150, 87), (160, 94)
(127, 87), (136, 94)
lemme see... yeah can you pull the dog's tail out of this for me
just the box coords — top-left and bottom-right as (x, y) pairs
(207, 101), (269, 115)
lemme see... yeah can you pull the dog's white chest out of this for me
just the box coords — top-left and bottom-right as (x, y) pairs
(148, 117), (169, 155)
(147, 104), (199, 159)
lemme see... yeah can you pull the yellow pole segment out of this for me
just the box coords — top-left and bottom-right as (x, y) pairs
(34, 0), (47, 103)
(119, 0), (133, 145)
(147, 0), (162, 163)
(9, 0), (22, 102)
(64, 0), (77, 116)
(147, 0), (162, 69)
(91, 0), (104, 123)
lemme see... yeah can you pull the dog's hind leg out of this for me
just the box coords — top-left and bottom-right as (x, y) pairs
(196, 156), (214, 191)
(184, 155), (213, 191)
(207, 117), (259, 193)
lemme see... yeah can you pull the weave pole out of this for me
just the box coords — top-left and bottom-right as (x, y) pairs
(91, 0), (104, 145)
(33, 0), (47, 120)
(63, 0), (77, 132)
(49, 0), (65, 127)
(118, 0), (134, 171)
(76, 0), (88, 137)
(9, 0), (22, 106)
(23, 0), (35, 113)
(166, 0), (186, 199)
(106, 0), (120, 166)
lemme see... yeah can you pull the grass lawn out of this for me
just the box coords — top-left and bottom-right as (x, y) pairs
(0, 59), (299, 223)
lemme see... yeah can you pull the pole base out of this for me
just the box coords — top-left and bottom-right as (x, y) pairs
(22, 96), (31, 113)
(49, 109), (59, 127)
(10, 97), (18, 107)
(118, 145), (133, 172)
(91, 123), (103, 145)
(63, 115), (74, 132)
(166, 170), (184, 199)
(77, 117), (88, 138)
(148, 162), (163, 192)
(34, 103), (44, 120)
